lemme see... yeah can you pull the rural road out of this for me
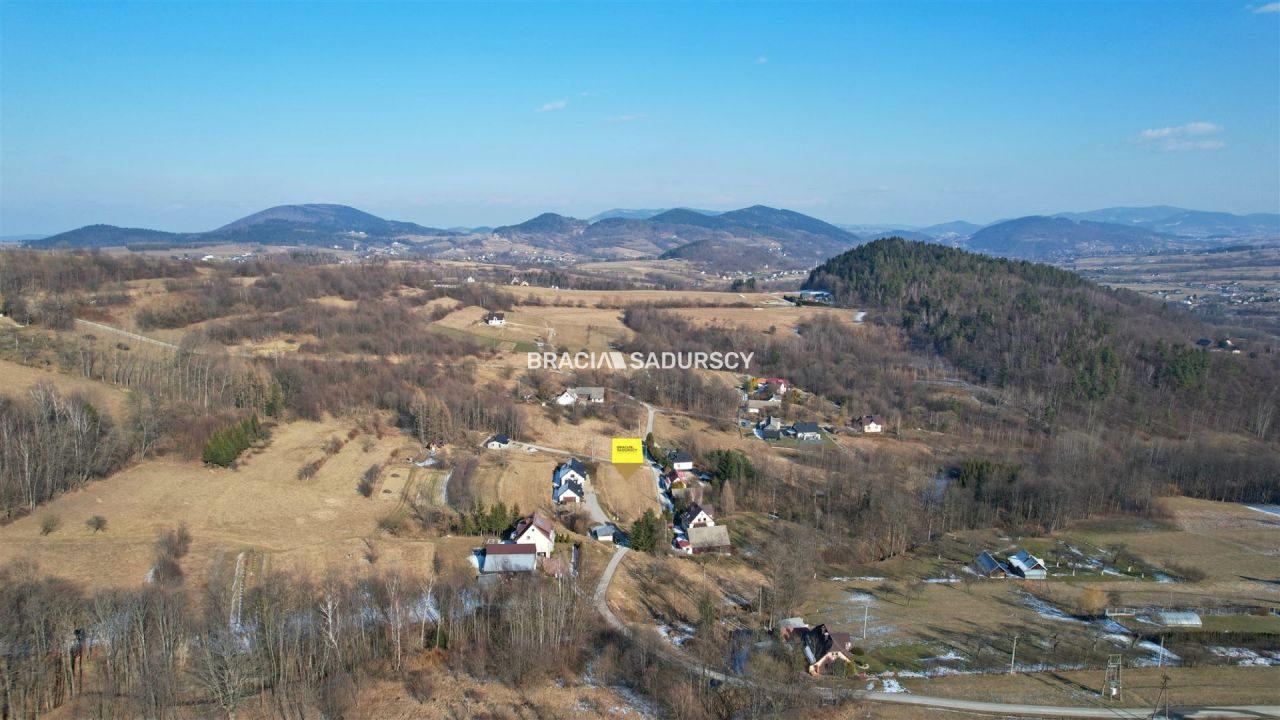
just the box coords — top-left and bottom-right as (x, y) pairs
(74, 318), (184, 351)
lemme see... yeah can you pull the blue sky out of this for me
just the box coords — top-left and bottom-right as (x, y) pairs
(2, 0), (1278, 234)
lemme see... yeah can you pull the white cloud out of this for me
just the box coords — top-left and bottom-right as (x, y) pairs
(535, 100), (568, 112)
(755, 55), (769, 64)
(612, 114), (647, 123)
(1135, 121), (1226, 151)
(1251, 2), (1280, 13)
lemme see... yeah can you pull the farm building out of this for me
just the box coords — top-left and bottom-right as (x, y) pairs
(1156, 611), (1202, 628)
(973, 551), (1009, 578)
(591, 524), (618, 543)
(1007, 549), (1047, 580)
(685, 525), (732, 554)
(482, 543), (537, 574)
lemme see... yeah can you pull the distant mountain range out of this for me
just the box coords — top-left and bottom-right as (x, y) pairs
(492, 205), (861, 268)
(24, 203), (1279, 266)
(27, 203), (457, 250)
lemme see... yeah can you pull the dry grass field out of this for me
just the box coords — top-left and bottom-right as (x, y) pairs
(509, 304), (632, 351)
(0, 418), (436, 588)
(592, 461), (658, 524)
(668, 305), (861, 334)
(607, 544), (767, 629)
(513, 284), (783, 307)
(470, 452), (558, 516)
(0, 357), (131, 417)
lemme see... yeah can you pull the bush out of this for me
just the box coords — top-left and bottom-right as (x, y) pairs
(39, 514), (60, 536)
(86, 515), (108, 533)
(297, 459), (323, 481)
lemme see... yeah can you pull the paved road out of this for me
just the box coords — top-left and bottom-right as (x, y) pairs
(593, 545), (630, 633)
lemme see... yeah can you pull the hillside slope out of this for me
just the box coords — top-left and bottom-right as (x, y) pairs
(804, 238), (1278, 430)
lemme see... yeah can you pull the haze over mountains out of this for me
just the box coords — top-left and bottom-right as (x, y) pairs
(27, 202), (1279, 267)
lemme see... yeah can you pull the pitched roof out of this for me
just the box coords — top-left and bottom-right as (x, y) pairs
(679, 502), (714, 527)
(974, 551), (1008, 575)
(486, 542), (537, 555)
(573, 386), (605, 401)
(554, 478), (584, 501)
(793, 422), (821, 434)
(1008, 549), (1045, 572)
(859, 415), (884, 425)
(687, 524), (731, 550)
(515, 512), (554, 540)
(668, 449), (694, 464)
(559, 457), (588, 477)
(488, 434), (510, 445)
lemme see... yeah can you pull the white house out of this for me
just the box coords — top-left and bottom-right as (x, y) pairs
(484, 312), (506, 326)
(679, 502), (715, 530)
(512, 512), (556, 557)
(482, 543), (537, 574)
(1007, 549), (1047, 580)
(668, 449), (694, 472)
(554, 458), (589, 487)
(553, 477), (584, 504)
(484, 434), (512, 450)
(858, 415), (884, 434)
(554, 389), (578, 406)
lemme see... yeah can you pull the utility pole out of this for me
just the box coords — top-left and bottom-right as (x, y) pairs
(1157, 634), (1166, 669)
(1009, 634), (1019, 674)
(862, 604), (869, 640)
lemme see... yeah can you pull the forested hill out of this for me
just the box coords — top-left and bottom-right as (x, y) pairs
(805, 238), (1278, 435)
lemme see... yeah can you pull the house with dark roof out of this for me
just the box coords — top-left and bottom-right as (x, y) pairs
(792, 422), (822, 441)
(484, 434), (512, 450)
(679, 503), (715, 530)
(798, 624), (854, 675)
(553, 476), (584, 504)
(667, 449), (694, 471)
(554, 458), (589, 487)
(973, 551), (1009, 578)
(858, 415), (884, 433)
(484, 312), (506, 326)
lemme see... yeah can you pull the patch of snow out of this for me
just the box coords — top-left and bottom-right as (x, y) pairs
(1210, 646), (1275, 666)
(925, 577), (961, 584)
(467, 550), (482, 570)
(655, 623), (696, 647)
(1021, 594), (1085, 624)
(879, 678), (908, 693)
(831, 576), (887, 582)
(849, 591), (876, 603)
(1098, 618), (1130, 634)
(922, 651), (964, 662)
(1246, 504), (1280, 518)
